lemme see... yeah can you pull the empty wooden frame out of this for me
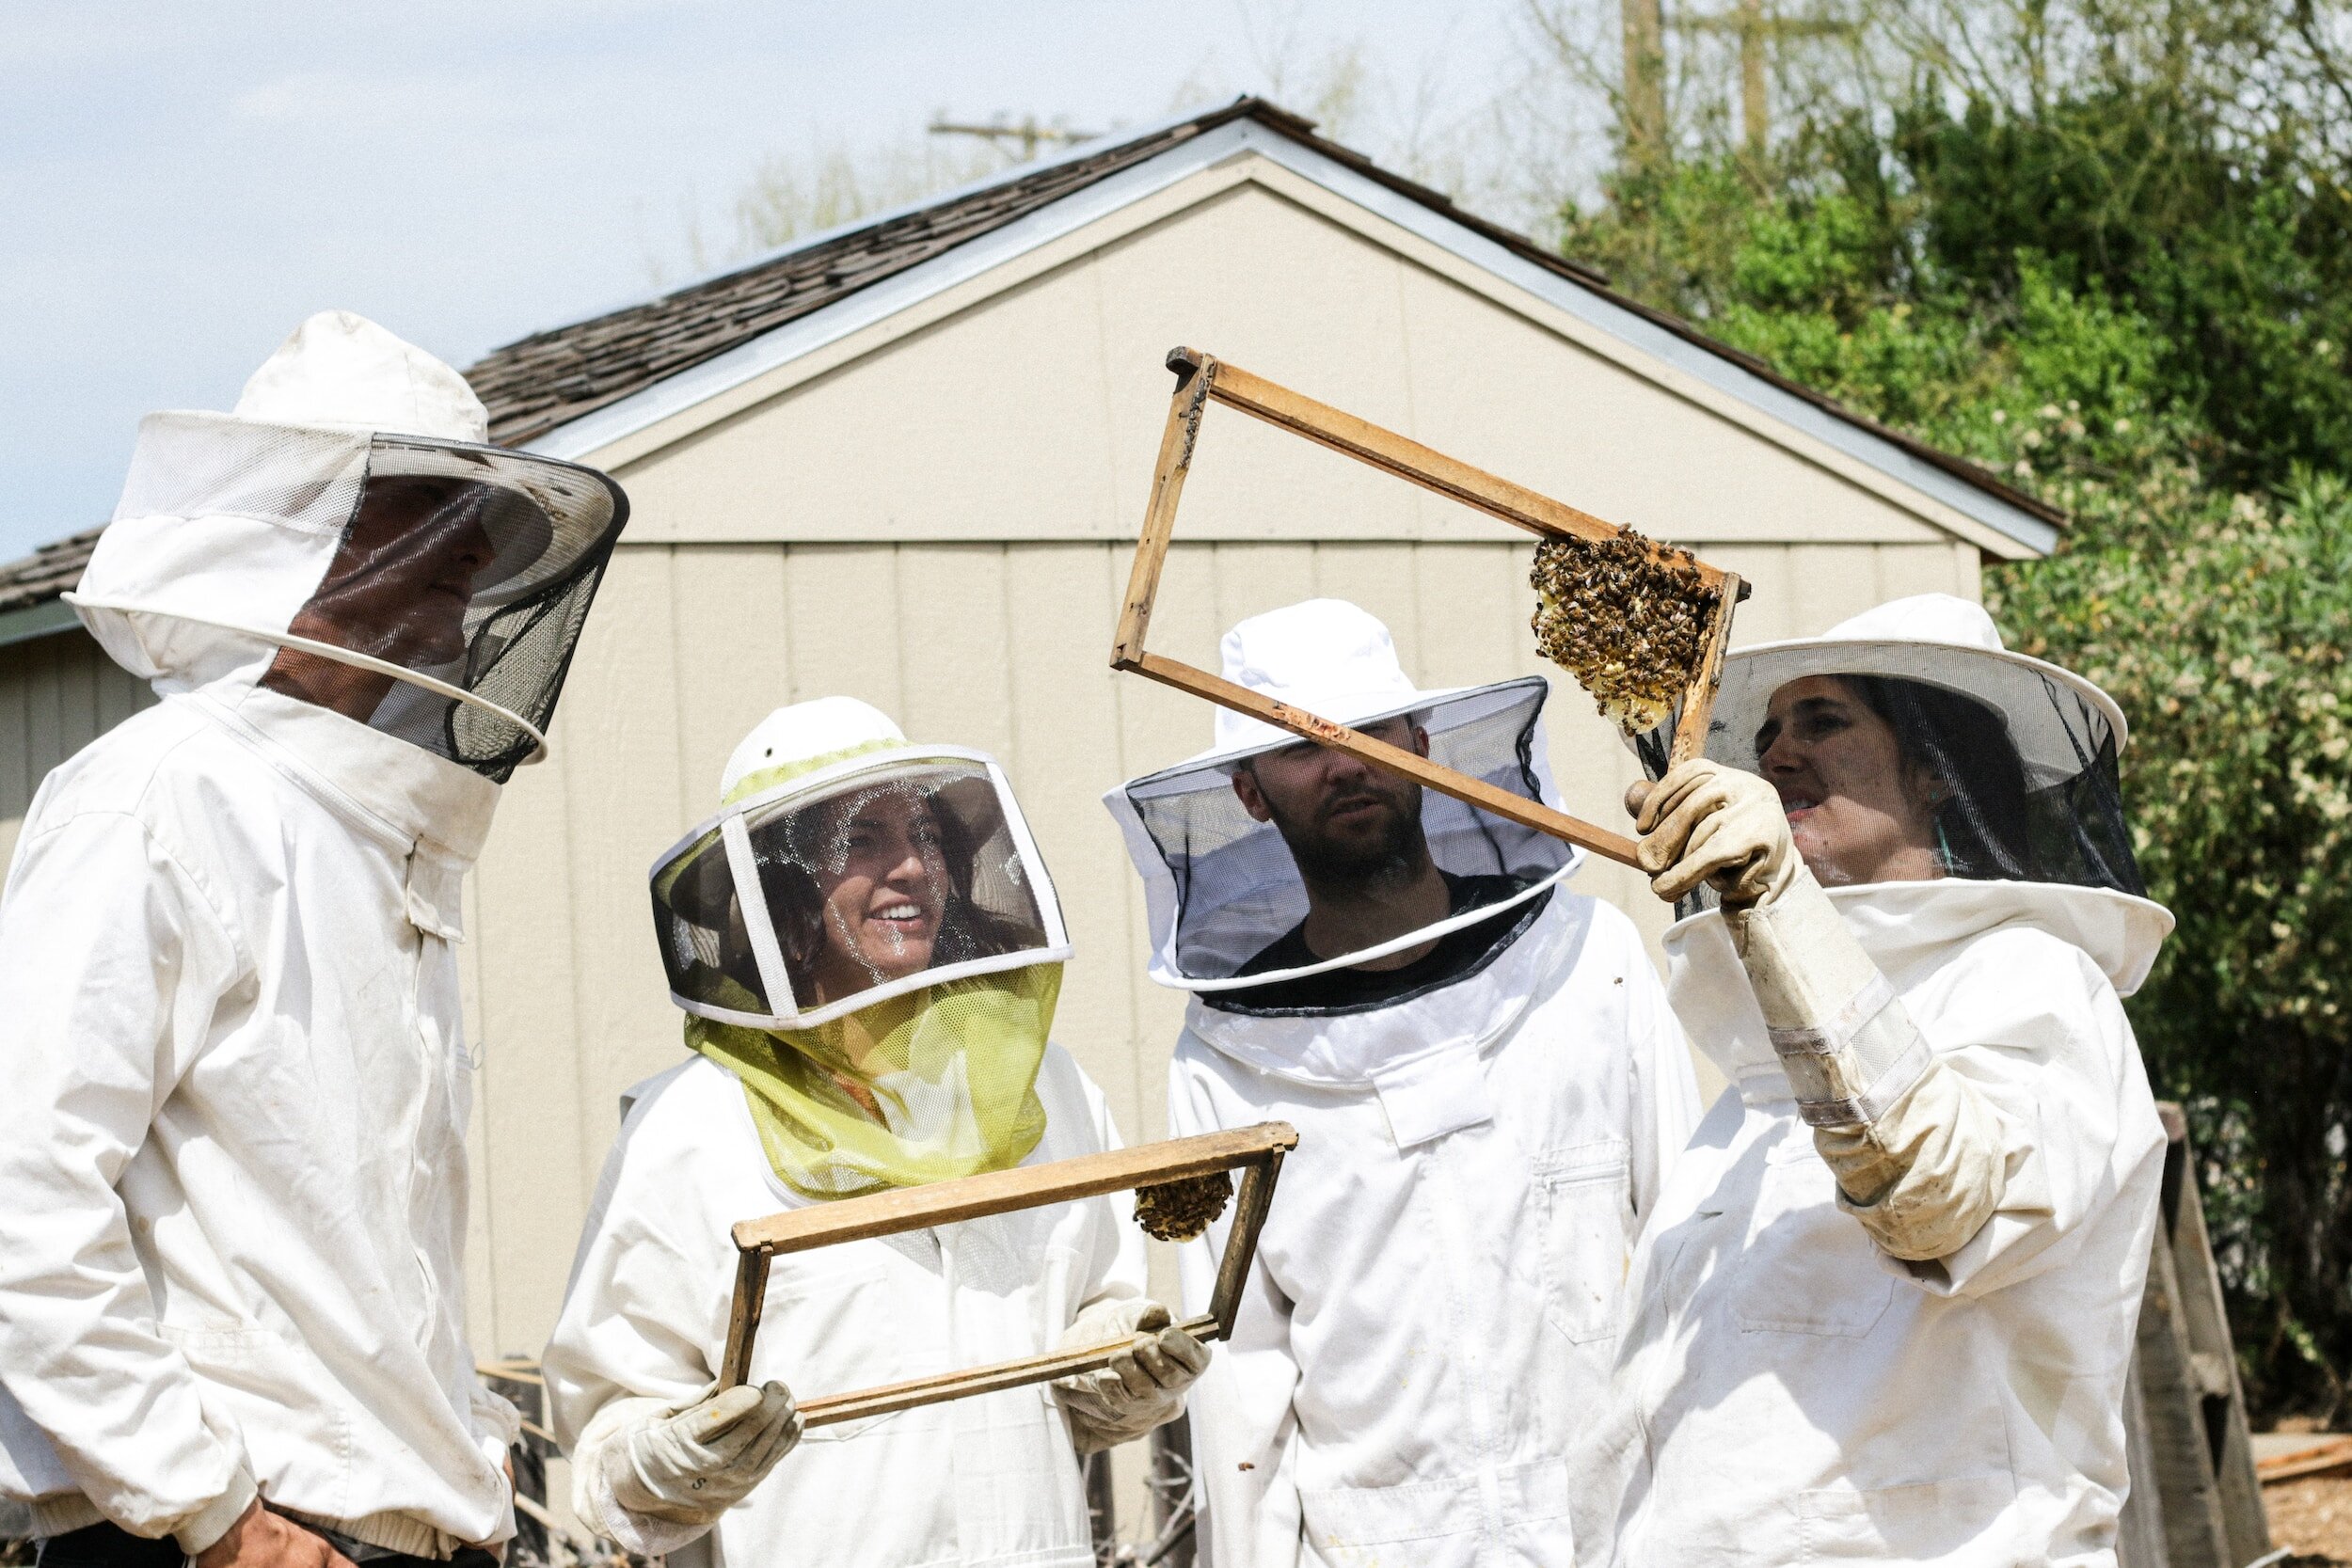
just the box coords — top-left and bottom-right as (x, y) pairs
(719, 1122), (1297, 1427)
(1110, 346), (1748, 871)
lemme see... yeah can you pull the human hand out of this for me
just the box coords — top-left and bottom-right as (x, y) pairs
(1054, 1299), (1211, 1451)
(193, 1503), (355, 1568)
(605, 1381), (801, 1525)
(1634, 758), (1800, 907)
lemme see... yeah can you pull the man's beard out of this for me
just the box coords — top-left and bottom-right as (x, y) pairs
(1265, 784), (1431, 890)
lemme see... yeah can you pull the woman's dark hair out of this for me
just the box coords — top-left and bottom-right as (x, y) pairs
(1842, 675), (2037, 879)
(1836, 673), (2144, 894)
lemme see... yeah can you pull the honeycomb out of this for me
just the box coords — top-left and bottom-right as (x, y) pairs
(1134, 1171), (1234, 1242)
(1530, 530), (1719, 736)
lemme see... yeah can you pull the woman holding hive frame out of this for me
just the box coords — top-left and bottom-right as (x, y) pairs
(542, 697), (1206, 1567)
(1570, 594), (2173, 1566)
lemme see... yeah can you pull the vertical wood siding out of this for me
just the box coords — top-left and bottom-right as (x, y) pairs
(0, 549), (1971, 1380)
(459, 533), (1972, 1353)
(0, 632), (155, 869)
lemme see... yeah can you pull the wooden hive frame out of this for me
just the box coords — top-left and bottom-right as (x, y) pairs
(1110, 347), (1749, 870)
(718, 1122), (1297, 1426)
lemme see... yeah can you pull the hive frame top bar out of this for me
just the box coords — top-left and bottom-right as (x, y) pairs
(718, 1122), (1298, 1410)
(1151, 346), (1751, 594)
(1109, 346), (1748, 871)
(731, 1121), (1298, 1255)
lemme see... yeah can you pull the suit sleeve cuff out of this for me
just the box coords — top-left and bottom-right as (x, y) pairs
(171, 1467), (258, 1556)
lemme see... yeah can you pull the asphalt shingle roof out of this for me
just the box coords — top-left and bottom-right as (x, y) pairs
(461, 95), (2056, 527)
(0, 529), (102, 617)
(466, 101), (1327, 449)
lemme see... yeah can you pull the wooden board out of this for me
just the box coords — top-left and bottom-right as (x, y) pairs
(731, 1122), (1295, 1254)
(1129, 650), (1641, 865)
(1670, 570), (1743, 768)
(2256, 1435), (2352, 1484)
(1110, 347), (1749, 872)
(2119, 1102), (2270, 1568)
(719, 1124), (1297, 1406)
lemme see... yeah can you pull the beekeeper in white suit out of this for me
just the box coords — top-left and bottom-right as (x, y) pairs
(543, 696), (1206, 1567)
(1572, 594), (2171, 1566)
(0, 312), (628, 1568)
(1104, 599), (1699, 1568)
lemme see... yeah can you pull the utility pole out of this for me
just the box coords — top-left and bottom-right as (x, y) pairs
(1621, 0), (1669, 174)
(927, 117), (1098, 161)
(1672, 1), (1854, 154)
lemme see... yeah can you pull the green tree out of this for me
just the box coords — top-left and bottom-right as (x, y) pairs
(1559, 0), (2352, 1416)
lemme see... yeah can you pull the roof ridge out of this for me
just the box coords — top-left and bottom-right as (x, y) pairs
(455, 96), (2053, 530)
(463, 102), (1264, 447)
(615, 97), (1269, 315)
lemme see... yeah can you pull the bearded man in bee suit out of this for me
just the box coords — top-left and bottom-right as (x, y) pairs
(0, 312), (628, 1568)
(1103, 598), (1702, 1568)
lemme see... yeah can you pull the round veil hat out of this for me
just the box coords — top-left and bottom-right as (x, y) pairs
(1104, 599), (1582, 993)
(1708, 594), (2127, 782)
(1690, 594), (2161, 959)
(652, 696), (1073, 1030)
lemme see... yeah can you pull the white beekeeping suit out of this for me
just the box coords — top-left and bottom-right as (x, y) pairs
(1103, 600), (1700, 1568)
(1573, 595), (2172, 1566)
(0, 312), (628, 1562)
(545, 697), (1205, 1568)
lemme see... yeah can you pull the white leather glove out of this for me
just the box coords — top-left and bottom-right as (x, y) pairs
(1633, 758), (1801, 909)
(581, 1382), (801, 1552)
(1636, 760), (2005, 1260)
(1052, 1298), (1210, 1454)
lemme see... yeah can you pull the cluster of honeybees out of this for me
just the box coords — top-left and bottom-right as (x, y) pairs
(1530, 530), (1718, 736)
(1134, 1171), (1234, 1242)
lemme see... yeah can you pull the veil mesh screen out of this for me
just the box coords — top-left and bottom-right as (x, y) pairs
(1122, 680), (1572, 982)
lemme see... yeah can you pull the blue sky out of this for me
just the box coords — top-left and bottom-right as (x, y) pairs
(0, 1), (1566, 562)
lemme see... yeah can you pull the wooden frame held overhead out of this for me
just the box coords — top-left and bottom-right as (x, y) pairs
(1110, 347), (1747, 871)
(718, 1122), (1297, 1426)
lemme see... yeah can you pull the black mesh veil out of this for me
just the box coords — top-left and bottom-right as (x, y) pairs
(1114, 677), (1578, 991)
(279, 436), (627, 782)
(1648, 649), (2145, 914)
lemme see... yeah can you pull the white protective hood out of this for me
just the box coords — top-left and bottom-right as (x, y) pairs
(1104, 599), (1583, 993)
(67, 310), (626, 780)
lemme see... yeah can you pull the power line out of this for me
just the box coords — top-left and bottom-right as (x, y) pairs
(927, 117), (1101, 161)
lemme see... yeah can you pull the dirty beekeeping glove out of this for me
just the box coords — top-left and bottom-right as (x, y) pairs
(1633, 758), (1802, 910)
(1637, 759), (2007, 1261)
(576, 1382), (801, 1555)
(1053, 1298), (1210, 1454)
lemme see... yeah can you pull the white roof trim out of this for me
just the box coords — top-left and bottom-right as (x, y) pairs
(521, 119), (1255, 467)
(626, 103), (1234, 313)
(524, 115), (2056, 556)
(1232, 131), (2058, 556)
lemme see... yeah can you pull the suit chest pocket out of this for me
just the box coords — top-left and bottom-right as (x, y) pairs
(1534, 1139), (1632, 1344)
(1734, 1144), (1894, 1338)
(760, 1247), (947, 1431)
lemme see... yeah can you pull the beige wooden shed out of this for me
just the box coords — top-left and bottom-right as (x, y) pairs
(0, 97), (2059, 1492)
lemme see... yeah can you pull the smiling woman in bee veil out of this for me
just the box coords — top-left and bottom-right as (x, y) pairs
(540, 697), (1209, 1568)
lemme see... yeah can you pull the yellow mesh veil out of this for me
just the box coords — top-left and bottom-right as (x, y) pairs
(688, 963), (1059, 1199)
(659, 721), (1066, 1198)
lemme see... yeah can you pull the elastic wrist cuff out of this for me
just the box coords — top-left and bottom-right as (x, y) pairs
(172, 1467), (259, 1556)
